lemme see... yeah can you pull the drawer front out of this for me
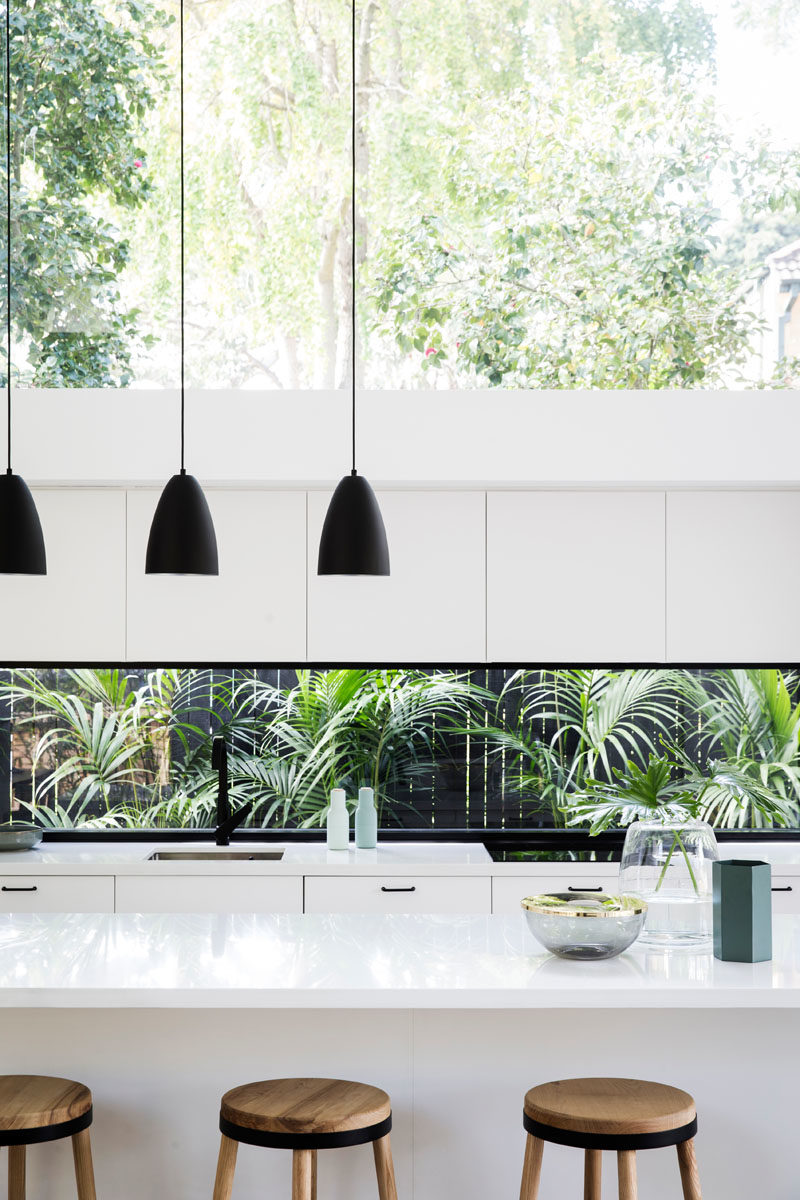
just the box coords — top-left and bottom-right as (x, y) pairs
(0, 875), (114, 913)
(304, 876), (491, 914)
(496, 874), (800, 915)
(770, 876), (800, 914)
(115, 876), (303, 914)
(492, 873), (617, 914)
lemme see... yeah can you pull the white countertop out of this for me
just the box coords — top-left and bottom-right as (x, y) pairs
(1, 910), (798, 1008)
(0, 838), (797, 875)
(0, 840), (492, 875)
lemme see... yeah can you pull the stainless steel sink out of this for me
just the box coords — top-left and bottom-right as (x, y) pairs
(147, 850), (284, 861)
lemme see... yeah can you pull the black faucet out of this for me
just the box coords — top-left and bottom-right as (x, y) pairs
(212, 736), (253, 846)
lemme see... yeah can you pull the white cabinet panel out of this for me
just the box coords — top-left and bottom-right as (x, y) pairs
(114, 876), (303, 913)
(487, 492), (666, 661)
(492, 872), (617, 914)
(0, 490), (125, 660)
(0, 875), (114, 912)
(126, 490), (307, 661)
(667, 491), (800, 660)
(770, 877), (800, 914)
(304, 875), (491, 914)
(307, 490), (485, 660)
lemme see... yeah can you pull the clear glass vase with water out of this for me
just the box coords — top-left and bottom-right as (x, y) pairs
(619, 816), (719, 946)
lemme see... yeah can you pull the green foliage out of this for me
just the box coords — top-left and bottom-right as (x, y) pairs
(469, 668), (683, 827)
(7, 0), (800, 389)
(3, 0), (169, 386)
(566, 746), (797, 834)
(5, 666), (800, 835)
(1, 667), (481, 830)
(371, 48), (800, 388)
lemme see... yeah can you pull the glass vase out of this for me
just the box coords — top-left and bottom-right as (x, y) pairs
(619, 816), (718, 947)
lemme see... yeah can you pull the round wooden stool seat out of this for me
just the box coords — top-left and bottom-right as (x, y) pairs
(524, 1077), (697, 1150)
(519, 1076), (703, 1200)
(220, 1077), (392, 1149)
(0, 1076), (93, 1145)
(213, 1077), (398, 1200)
(0, 1075), (97, 1200)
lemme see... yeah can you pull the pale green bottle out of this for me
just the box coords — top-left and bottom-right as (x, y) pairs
(326, 788), (349, 850)
(355, 786), (378, 849)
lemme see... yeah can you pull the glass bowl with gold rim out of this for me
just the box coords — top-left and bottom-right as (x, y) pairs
(521, 892), (647, 960)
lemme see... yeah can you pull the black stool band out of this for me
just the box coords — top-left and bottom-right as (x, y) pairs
(523, 1110), (697, 1152)
(220, 1111), (392, 1151)
(0, 1107), (93, 1148)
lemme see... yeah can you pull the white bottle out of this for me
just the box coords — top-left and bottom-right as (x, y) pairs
(355, 786), (378, 849)
(326, 788), (349, 850)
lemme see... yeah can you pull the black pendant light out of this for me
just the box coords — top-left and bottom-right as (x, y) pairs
(146, 0), (217, 575)
(317, 1), (389, 576)
(0, 0), (45, 576)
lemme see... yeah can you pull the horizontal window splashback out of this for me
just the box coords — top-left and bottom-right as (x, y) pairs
(2, 665), (799, 837)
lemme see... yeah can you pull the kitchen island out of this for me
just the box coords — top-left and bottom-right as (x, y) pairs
(0, 911), (796, 1199)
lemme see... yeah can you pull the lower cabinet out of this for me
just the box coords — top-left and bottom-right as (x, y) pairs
(304, 875), (492, 914)
(491, 873), (617, 915)
(494, 873), (800, 915)
(0, 876), (114, 913)
(114, 876), (303, 914)
(769, 877), (800, 914)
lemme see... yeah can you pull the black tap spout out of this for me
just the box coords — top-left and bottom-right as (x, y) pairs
(212, 736), (252, 846)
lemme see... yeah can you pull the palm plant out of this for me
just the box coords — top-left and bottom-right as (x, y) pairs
(566, 746), (797, 834)
(0, 668), (187, 826)
(245, 669), (480, 826)
(676, 668), (800, 828)
(468, 668), (685, 827)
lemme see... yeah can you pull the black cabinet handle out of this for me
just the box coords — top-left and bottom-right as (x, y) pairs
(1, 885), (37, 893)
(772, 885), (793, 892)
(381, 886), (417, 893)
(568, 885), (603, 892)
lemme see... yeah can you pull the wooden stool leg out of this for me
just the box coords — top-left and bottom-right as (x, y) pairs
(8, 1145), (26, 1200)
(617, 1151), (637, 1200)
(71, 1129), (97, 1200)
(519, 1134), (544, 1200)
(292, 1149), (315, 1200)
(310, 1148), (318, 1200)
(372, 1132), (398, 1200)
(677, 1138), (703, 1200)
(212, 1134), (239, 1200)
(584, 1148), (602, 1200)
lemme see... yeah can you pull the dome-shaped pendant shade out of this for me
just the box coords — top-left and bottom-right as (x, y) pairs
(317, 471), (390, 575)
(0, 469), (46, 574)
(146, 471), (218, 575)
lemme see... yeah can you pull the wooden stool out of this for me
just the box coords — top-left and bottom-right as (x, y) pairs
(0, 1075), (96, 1200)
(520, 1077), (702, 1200)
(212, 1077), (398, 1200)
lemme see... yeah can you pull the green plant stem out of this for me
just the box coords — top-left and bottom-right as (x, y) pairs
(655, 827), (700, 894)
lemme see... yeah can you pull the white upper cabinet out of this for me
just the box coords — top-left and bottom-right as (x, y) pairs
(307, 490), (486, 661)
(126, 489), (307, 661)
(667, 491), (800, 661)
(487, 491), (666, 662)
(0, 489), (126, 661)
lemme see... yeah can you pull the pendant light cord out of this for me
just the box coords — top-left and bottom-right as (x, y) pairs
(350, 0), (356, 476)
(5, 0), (12, 475)
(179, 0), (185, 473)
